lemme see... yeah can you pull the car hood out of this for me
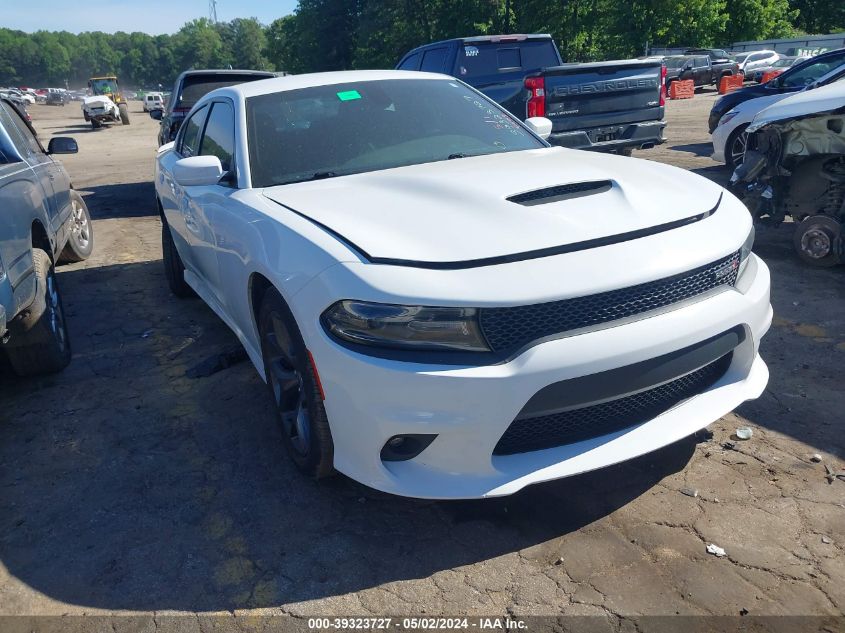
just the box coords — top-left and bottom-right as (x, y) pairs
(262, 148), (723, 267)
(748, 80), (845, 132)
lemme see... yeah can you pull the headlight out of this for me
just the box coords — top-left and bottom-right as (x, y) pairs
(738, 225), (755, 276)
(718, 111), (739, 127)
(322, 300), (490, 352)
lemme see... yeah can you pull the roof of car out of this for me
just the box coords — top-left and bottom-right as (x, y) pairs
(177, 69), (278, 80)
(211, 70), (448, 101)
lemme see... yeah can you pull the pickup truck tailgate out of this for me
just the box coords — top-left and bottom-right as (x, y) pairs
(542, 60), (664, 132)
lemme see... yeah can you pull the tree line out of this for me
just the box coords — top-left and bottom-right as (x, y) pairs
(1, 0), (842, 88)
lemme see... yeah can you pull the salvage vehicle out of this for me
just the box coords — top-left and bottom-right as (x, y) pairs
(397, 34), (666, 156)
(0, 98), (93, 375)
(154, 70), (770, 499)
(731, 80), (845, 267)
(152, 69), (277, 146)
(82, 76), (130, 129)
(709, 47), (845, 132)
(46, 89), (66, 106)
(711, 63), (845, 169)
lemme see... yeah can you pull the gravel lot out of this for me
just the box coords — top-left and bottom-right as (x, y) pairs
(0, 91), (843, 626)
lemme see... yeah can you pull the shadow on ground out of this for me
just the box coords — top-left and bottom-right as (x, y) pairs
(77, 182), (156, 219)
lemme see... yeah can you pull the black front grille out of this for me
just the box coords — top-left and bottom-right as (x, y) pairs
(493, 353), (732, 455)
(479, 252), (740, 355)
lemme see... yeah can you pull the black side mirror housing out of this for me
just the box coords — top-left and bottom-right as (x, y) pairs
(47, 137), (78, 155)
(149, 109), (163, 121)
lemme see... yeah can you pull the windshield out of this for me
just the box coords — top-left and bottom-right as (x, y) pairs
(247, 78), (545, 188)
(178, 74), (273, 110)
(779, 51), (845, 88)
(90, 78), (118, 95)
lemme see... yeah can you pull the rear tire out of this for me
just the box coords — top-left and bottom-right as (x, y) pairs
(259, 289), (334, 479)
(119, 103), (130, 125)
(59, 191), (94, 263)
(161, 220), (194, 297)
(619, 147), (634, 157)
(4, 249), (72, 376)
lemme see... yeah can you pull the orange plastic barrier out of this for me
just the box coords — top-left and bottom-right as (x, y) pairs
(719, 73), (745, 94)
(760, 70), (783, 84)
(669, 79), (694, 99)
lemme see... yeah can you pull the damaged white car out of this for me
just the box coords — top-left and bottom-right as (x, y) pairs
(154, 70), (771, 499)
(731, 80), (845, 266)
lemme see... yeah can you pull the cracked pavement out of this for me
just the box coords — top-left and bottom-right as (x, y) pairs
(0, 93), (843, 626)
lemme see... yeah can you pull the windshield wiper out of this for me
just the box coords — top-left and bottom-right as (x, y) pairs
(300, 171), (339, 182)
(448, 153), (471, 160)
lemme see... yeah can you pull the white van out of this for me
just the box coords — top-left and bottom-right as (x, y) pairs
(143, 93), (163, 112)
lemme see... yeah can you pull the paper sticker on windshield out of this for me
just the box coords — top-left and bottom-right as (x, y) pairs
(336, 90), (362, 101)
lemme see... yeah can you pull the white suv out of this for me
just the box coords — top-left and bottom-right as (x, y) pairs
(736, 50), (780, 75)
(143, 93), (163, 112)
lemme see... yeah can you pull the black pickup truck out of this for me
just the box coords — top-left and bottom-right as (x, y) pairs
(397, 34), (666, 155)
(664, 54), (739, 91)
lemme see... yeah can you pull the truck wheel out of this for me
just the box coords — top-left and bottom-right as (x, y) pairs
(119, 103), (130, 125)
(91, 118), (102, 130)
(83, 111), (90, 122)
(59, 191), (94, 263)
(619, 148), (634, 157)
(161, 220), (194, 297)
(793, 215), (842, 267)
(4, 249), (72, 376)
(259, 288), (334, 479)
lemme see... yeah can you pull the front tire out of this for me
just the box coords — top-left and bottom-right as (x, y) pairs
(793, 215), (842, 267)
(59, 191), (94, 263)
(161, 220), (194, 297)
(725, 124), (749, 170)
(119, 103), (130, 125)
(4, 249), (72, 376)
(258, 289), (334, 479)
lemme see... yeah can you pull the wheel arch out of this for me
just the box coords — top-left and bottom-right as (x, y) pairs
(31, 219), (54, 262)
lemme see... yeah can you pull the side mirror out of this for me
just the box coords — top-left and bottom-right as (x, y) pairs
(173, 155), (224, 187)
(525, 116), (553, 140)
(47, 137), (78, 155)
(149, 109), (163, 120)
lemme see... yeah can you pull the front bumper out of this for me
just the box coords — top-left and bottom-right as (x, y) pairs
(548, 120), (666, 153)
(304, 255), (771, 499)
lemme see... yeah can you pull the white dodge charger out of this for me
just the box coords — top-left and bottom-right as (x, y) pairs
(154, 70), (772, 499)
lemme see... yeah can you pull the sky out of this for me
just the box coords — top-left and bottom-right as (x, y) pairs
(1, 0), (299, 35)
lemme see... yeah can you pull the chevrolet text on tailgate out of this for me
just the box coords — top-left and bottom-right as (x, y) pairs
(155, 70), (771, 499)
(396, 35), (667, 156)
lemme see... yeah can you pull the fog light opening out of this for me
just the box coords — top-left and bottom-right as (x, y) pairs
(380, 434), (438, 462)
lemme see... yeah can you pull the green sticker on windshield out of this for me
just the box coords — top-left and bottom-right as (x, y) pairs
(337, 90), (362, 101)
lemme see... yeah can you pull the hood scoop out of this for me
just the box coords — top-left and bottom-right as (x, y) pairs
(507, 180), (612, 206)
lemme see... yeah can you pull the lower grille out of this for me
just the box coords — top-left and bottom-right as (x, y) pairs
(493, 353), (732, 456)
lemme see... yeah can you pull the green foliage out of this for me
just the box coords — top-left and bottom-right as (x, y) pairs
(0, 1), (836, 88)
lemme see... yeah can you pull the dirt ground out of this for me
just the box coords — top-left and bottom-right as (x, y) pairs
(0, 91), (843, 628)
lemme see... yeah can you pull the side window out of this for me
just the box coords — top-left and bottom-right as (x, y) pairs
(497, 47), (522, 70)
(397, 52), (421, 71)
(420, 48), (449, 73)
(0, 101), (42, 157)
(696, 57), (708, 68)
(178, 105), (209, 157)
(199, 101), (235, 174)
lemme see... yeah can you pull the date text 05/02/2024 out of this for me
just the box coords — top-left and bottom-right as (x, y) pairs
(306, 618), (528, 630)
